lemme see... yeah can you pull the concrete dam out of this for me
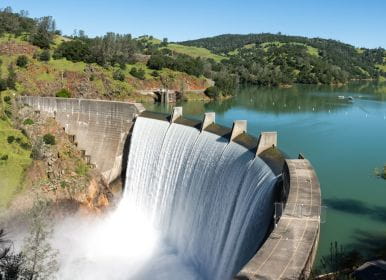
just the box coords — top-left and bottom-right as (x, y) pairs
(19, 96), (321, 280)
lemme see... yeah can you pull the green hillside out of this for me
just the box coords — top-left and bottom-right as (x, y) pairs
(0, 91), (32, 209)
(179, 33), (386, 87)
(1, 8), (385, 100)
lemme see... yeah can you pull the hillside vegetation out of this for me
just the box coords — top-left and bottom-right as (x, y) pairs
(0, 7), (385, 101)
(180, 33), (386, 87)
(0, 8), (212, 102)
(0, 91), (32, 209)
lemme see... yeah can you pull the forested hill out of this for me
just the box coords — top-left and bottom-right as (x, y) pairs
(179, 33), (386, 89)
(179, 33), (361, 55)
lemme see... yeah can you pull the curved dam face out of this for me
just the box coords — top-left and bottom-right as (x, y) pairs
(123, 115), (278, 279)
(18, 97), (321, 280)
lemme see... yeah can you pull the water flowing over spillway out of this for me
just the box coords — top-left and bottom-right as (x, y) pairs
(122, 116), (279, 280)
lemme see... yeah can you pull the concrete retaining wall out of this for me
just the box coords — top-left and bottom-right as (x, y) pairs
(19, 96), (145, 183)
(236, 158), (321, 280)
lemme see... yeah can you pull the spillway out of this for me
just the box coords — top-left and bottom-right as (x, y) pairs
(19, 97), (321, 280)
(123, 116), (278, 280)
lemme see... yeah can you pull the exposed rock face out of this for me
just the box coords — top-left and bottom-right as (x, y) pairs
(76, 174), (113, 211)
(13, 104), (114, 214)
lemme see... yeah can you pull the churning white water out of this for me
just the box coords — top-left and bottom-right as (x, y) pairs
(53, 116), (278, 280)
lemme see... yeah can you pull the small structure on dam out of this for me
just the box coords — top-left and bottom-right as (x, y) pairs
(19, 96), (321, 280)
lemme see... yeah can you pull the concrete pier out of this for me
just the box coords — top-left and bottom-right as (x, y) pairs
(230, 120), (247, 141)
(256, 132), (277, 155)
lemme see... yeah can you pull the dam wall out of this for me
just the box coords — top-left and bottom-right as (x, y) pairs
(235, 157), (321, 280)
(18, 96), (145, 183)
(18, 96), (321, 279)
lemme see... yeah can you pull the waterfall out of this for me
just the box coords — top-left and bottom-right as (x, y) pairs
(122, 116), (278, 280)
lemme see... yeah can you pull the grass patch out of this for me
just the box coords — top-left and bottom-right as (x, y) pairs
(166, 44), (226, 62)
(0, 33), (26, 44)
(0, 119), (32, 209)
(75, 160), (89, 176)
(51, 35), (71, 48)
(124, 63), (156, 79)
(0, 54), (16, 78)
(48, 58), (86, 72)
(260, 41), (319, 56)
(36, 71), (55, 82)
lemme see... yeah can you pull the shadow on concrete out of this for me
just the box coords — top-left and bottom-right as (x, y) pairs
(323, 198), (386, 222)
(119, 123), (136, 191)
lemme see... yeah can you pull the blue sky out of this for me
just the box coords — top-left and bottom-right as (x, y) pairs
(2, 0), (386, 48)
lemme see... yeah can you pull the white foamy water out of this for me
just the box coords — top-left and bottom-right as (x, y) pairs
(53, 116), (278, 280)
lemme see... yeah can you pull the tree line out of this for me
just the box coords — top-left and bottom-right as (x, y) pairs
(1, 7), (385, 99)
(180, 33), (386, 87)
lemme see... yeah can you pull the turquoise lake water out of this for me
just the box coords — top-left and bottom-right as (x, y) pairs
(144, 82), (386, 265)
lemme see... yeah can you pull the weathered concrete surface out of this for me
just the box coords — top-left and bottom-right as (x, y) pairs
(236, 159), (321, 280)
(170, 106), (183, 123)
(230, 120), (247, 140)
(201, 112), (215, 131)
(19, 96), (144, 183)
(256, 132), (277, 155)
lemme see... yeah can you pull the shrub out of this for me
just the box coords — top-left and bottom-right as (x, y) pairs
(113, 70), (125, 81)
(60, 180), (68, 189)
(151, 70), (159, 77)
(38, 50), (51, 62)
(53, 40), (91, 62)
(20, 142), (31, 150)
(15, 137), (22, 143)
(130, 67), (145, 80)
(43, 133), (55, 145)
(16, 55), (28, 67)
(3, 96), (11, 104)
(7, 136), (15, 144)
(119, 63), (126, 70)
(204, 86), (221, 98)
(0, 154), (8, 161)
(6, 64), (16, 89)
(0, 79), (7, 91)
(4, 110), (12, 118)
(23, 118), (34, 125)
(55, 88), (71, 98)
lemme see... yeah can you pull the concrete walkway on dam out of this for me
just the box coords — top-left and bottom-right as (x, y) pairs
(236, 159), (321, 280)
